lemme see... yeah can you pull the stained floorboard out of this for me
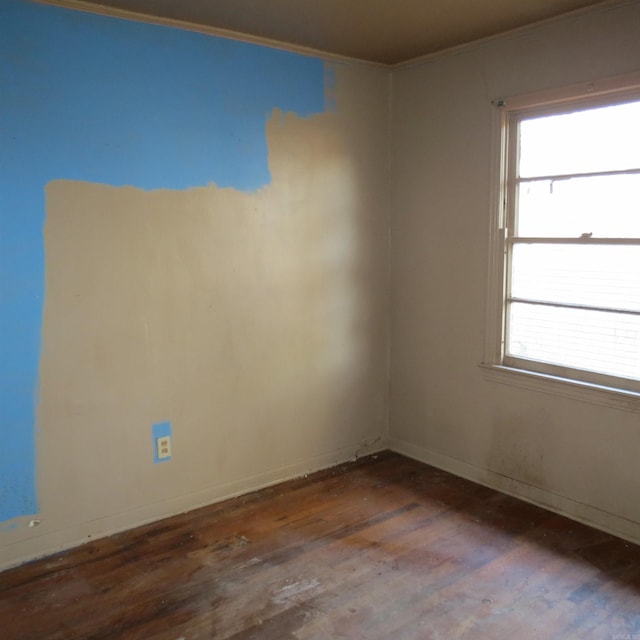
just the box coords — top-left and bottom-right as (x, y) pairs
(1, 451), (639, 639)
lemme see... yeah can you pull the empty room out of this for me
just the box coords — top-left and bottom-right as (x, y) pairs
(1, 0), (640, 637)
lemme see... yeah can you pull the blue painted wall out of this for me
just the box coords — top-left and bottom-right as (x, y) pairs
(0, 0), (327, 523)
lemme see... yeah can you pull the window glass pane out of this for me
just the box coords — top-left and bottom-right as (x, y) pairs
(517, 173), (640, 237)
(511, 244), (640, 312)
(508, 302), (640, 381)
(519, 100), (640, 178)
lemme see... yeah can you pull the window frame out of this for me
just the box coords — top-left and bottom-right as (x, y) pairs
(483, 72), (640, 410)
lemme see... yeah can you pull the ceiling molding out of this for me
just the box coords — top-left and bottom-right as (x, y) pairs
(34, 0), (390, 68)
(33, 0), (633, 70)
(394, 0), (633, 70)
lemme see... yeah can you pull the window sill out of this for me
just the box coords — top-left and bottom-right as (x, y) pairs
(480, 363), (640, 414)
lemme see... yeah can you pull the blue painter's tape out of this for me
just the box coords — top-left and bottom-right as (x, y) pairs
(0, 0), (328, 523)
(152, 422), (172, 464)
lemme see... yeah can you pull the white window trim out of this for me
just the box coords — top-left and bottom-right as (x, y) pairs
(482, 71), (640, 413)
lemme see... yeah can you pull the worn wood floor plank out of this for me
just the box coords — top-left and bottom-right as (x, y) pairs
(1, 451), (639, 639)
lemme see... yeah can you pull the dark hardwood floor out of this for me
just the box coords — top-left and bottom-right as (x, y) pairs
(1, 451), (639, 639)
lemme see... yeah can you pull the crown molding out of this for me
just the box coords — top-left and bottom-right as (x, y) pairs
(394, 0), (635, 70)
(34, 0), (390, 69)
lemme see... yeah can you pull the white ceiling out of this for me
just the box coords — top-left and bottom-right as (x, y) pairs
(73, 0), (609, 64)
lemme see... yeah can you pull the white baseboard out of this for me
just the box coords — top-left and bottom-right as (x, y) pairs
(0, 438), (389, 572)
(388, 437), (640, 546)
(7, 436), (635, 572)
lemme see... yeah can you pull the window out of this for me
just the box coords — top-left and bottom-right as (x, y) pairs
(485, 74), (640, 400)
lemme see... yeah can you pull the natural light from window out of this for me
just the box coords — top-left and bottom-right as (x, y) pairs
(506, 99), (640, 384)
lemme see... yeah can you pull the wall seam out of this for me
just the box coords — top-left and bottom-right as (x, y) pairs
(385, 68), (394, 442)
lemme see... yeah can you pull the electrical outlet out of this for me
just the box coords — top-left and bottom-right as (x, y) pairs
(156, 435), (172, 460)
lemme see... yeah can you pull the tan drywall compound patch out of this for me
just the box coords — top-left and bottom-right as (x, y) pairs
(36, 66), (389, 535)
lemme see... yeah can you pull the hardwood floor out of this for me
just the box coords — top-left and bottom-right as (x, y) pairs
(1, 451), (639, 639)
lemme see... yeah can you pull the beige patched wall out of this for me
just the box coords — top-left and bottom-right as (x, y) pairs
(1, 63), (389, 568)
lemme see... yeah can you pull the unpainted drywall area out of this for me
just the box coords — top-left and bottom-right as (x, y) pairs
(0, 0), (389, 568)
(389, 0), (640, 542)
